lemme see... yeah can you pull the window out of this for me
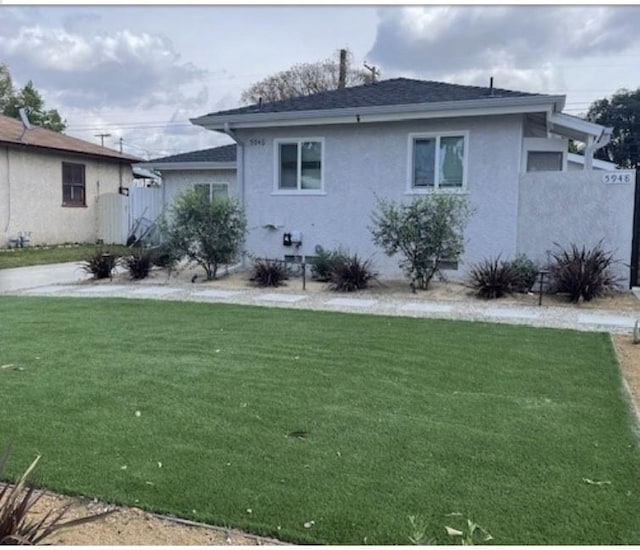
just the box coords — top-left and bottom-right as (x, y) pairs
(527, 151), (563, 172)
(409, 133), (467, 191)
(275, 139), (323, 192)
(62, 162), (86, 206)
(194, 183), (229, 202)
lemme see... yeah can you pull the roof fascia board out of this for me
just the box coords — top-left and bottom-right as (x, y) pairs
(134, 161), (236, 171)
(192, 95), (564, 130)
(548, 112), (604, 139)
(0, 139), (138, 163)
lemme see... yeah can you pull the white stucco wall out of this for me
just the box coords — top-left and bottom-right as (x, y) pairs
(235, 114), (524, 280)
(162, 169), (237, 207)
(517, 170), (635, 287)
(0, 146), (132, 247)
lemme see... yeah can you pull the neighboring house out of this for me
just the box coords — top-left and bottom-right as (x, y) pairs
(184, 77), (635, 286)
(135, 143), (237, 208)
(0, 114), (141, 247)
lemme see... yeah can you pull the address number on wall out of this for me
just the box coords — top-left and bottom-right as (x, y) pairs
(602, 171), (634, 184)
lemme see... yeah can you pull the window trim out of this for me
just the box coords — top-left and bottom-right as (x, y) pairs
(193, 181), (229, 201)
(406, 131), (469, 194)
(273, 137), (325, 195)
(61, 161), (86, 207)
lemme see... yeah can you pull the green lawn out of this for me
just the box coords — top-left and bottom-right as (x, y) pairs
(0, 296), (639, 544)
(0, 244), (130, 269)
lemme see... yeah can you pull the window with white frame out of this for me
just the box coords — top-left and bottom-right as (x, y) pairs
(409, 133), (467, 190)
(194, 183), (229, 201)
(275, 139), (323, 191)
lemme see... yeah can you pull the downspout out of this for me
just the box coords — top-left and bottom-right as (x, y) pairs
(223, 122), (246, 269)
(584, 127), (612, 170)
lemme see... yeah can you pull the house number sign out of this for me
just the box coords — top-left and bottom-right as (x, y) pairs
(602, 171), (634, 184)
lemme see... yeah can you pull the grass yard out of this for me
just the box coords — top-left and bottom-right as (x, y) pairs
(0, 296), (639, 544)
(0, 244), (130, 269)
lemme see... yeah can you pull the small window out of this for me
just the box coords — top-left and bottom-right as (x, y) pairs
(276, 139), (323, 192)
(194, 183), (229, 202)
(527, 152), (563, 172)
(62, 162), (86, 206)
(410, 133), (466, 191)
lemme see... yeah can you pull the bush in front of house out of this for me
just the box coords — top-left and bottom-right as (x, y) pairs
(370, 194), (472, 291)
(148, 244), (182, 270)
(328, 253), (376, 292)
(121, 249), (152, 280)
(311, 246), (348, 282)
(160, 188), (247, 280)
(549, 241), (620, 302)
(468, 256), (521, 299)
(250, 258), (288, 287)
(510, 253), (540, 293)
(82, 249), (119, 279)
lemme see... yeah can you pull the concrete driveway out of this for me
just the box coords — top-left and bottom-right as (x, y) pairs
(0, 262), (89, 292)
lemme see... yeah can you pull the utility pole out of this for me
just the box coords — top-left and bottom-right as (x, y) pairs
(119, 137), (123, 153)
(338, 48), (347, 89)
(94, 133), (111, 147)
(363, 62), (380, 83)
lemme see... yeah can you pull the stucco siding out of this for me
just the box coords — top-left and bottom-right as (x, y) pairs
(162, 169), (237, 207)
(1, 147), (131, 247)
(237, 114), (524, 280)
(518, 170), (635, 286)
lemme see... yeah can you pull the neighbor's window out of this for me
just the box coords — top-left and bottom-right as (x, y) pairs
(411, 133), (467, 190)
(194, 183), (229, 202)
(62, 162), (86, 206)
(276, 139), (323, 192)
(527, 151), (563, 172)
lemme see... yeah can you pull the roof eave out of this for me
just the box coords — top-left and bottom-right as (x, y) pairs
(192, 95), (566, 130)
(134, 161), (236, 171)
(0, 139), (140, 163)
(548, 112), (606, 142)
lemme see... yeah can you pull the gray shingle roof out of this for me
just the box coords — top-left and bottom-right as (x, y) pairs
(206, 78), (544, 117)
(149, 143), (236, 164)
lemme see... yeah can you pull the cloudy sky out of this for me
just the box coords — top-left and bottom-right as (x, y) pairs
(1, 4), (639, 160)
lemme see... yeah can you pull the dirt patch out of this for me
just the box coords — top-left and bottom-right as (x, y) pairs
(25, 491), (285, 546)
(613, 334), (640, 419)
(104, 264), (640, 312)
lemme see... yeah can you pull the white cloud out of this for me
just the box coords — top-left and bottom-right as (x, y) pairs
(367, 6), (640, 90)
(0, 19), (207, 110)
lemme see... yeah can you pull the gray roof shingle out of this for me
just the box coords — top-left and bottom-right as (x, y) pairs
(149, 143), (236, 164)
(205, 78), (544, 118)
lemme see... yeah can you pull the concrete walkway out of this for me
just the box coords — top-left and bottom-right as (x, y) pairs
(1, 262), (639, 334)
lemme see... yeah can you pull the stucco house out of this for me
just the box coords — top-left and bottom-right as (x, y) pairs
(135, 143), (237, 207)
(165, 78), (637, 286)
(0, 114), (140, 248)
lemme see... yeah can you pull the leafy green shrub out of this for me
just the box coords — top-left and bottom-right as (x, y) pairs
(250, 258), (288, 287)
(82, 249), (118, 279)
(549, 242), (620, 302)
(148, 244), (181, 270)
(329, 254), (375, 292)
(510, 253), (540, 293)
(311, 246), (347, 282)
(468, 256), (520, 299)
(0, 448), (112, 544)
(161, 189), (246, 280)
(370, 194), (471, 290)
(121, 249), (152, 280)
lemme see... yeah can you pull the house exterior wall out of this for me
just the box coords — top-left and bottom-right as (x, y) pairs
(517, 170), (635, 286)
(0, 146), (132, 247)
(236, 114), (524, 280)
(162, 169), (237, 207)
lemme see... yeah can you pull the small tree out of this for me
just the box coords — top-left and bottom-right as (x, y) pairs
(370, 194), (471, 290)
(162, 188), (247, 280)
